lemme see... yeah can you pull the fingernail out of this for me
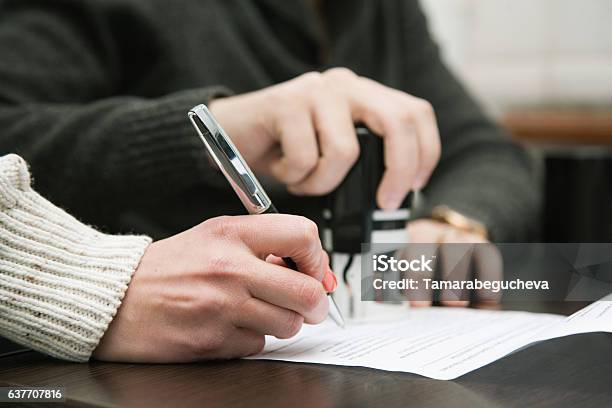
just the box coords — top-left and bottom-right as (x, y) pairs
(322, 268), (338, 293)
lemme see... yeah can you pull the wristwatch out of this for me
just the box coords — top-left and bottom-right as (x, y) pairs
(430, 205), (489, 240)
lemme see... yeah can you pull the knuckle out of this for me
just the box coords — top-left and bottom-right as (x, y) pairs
(394, 98), (435, 123)
(395, 105), (415, 123)
(291, 152), (318, 175)
(324, 67), (357, 81)
(379, 110), (406, 130)
(299, 217), (320, 242)
(204, 254), (236, 278)
(337, 140), (360, 163)
(299, 280), (324, 312)
(418, 99), (435, 116)
(191, 330), (226, 357)
(279, 312), (304, 339)
(408, 98), (434, 118)
(204, 216), (235, 239)
(200, 335), (225, 356)
(199, 292), (228, 315)
(250, 335), (266, 354)
(299, 71), (323, 86)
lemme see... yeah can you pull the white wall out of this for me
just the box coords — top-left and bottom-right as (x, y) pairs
(420, 0), (612, 115)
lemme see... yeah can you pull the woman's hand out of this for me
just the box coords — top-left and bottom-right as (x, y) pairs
(401, 219), (502, 307)
(93, 214), (336, 363)
(209, 68), (441, 210)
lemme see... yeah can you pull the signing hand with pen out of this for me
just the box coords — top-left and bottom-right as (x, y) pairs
(209, 68), (441, 210)
(93, 214), (336, 363)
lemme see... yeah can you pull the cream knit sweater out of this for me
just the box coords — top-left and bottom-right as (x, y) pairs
(0, 154), (151, 361)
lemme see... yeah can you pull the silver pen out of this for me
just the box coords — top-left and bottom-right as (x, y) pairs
(188, 104), (346, 328)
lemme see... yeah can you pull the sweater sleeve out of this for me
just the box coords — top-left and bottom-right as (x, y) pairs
(0, 1), (229, 225)
(391, 1), (541, 242)
(0, 154), (152, 361)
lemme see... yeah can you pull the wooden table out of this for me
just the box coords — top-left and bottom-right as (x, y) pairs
(1, 303), (611, 408)
(503, 108), (612, 146)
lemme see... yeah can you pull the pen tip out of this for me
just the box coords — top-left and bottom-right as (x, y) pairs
(328, 295), (346, 329)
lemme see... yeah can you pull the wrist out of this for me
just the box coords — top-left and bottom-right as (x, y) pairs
(109, 87), (233, 196)
(0, 156), (152, 361)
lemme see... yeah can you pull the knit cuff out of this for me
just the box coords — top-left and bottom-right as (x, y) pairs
(0, 155), (152, 361)
(109, 86), (233, 195)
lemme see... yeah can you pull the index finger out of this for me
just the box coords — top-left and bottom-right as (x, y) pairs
(247, 258), (329, 324)
(378, 119), (419, 210)
(409, 98), (441, 189)
(226, 214), (326, 282)
(340, 78), (420, 210)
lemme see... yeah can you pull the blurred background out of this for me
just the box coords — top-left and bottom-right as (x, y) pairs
(421, 0), (612, 242)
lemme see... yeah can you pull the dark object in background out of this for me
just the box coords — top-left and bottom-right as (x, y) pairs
(545, 155), (612, 242)
(503, 109), (612, 242)
(324, 127), (411, 308)
(323, 127), (412, 254)
(324, 127), (379, 254)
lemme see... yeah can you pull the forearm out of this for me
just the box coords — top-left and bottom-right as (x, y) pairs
(0, 154), (151, 361)
(0, 88), (230, 218)
(0, 2), (230, 221)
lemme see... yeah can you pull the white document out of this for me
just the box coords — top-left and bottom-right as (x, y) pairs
(248, 295), (612, 380)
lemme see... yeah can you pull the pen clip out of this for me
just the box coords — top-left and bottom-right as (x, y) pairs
(189, 104), (272, 214)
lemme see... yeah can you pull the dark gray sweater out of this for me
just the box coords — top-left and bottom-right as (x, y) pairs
(0, 0), (540, 241)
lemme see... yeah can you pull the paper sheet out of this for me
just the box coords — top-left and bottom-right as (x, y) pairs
(248, 295), (612, 380)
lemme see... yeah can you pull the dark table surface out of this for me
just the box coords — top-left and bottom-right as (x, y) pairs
(1, 303), (611, 408)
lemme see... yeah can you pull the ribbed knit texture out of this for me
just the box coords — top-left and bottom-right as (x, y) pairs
(0, 154), (151, 361)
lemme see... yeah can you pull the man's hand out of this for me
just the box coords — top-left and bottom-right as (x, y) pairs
(93, 214), (336, 363)
(209, 68), (441, 210)
(401, 219), (502, 307)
